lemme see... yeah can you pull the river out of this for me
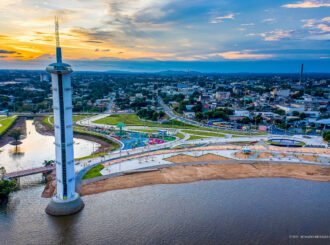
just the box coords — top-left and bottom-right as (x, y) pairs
(0, 120), (100, 174)
(0, 178), (330, 244)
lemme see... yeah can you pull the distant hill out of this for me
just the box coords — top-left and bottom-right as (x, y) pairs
(105, 70), (135, 74)
(104, 69), (203, 75)
(155, 70), (202, 75)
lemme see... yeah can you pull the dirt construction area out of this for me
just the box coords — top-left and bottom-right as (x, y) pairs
(164, 153), (232, 163)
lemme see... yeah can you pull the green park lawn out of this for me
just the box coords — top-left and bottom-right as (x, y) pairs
(93, 114), (199, 129)
(44, 115), (92, 126)
(182, 129), (225, 137)
(175, 132), (185, 139)
(93, 114), (267, 136)
(187, 135), (209, 141)
(0, 116), (17, 136)
(94, 114), (143, 126)
(82, 165), (104, 180)
(132, 129), (159, 133)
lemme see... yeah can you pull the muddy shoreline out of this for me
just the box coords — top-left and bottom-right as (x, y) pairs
(0, 117), (26, 148)
(34, 117), (116, 155)
(81, 162), (330, 196)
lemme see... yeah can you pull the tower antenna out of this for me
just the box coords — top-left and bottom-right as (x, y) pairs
(55, 16), (60, 47)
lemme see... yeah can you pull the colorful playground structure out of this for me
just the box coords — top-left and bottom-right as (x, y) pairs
(79, 124), (176, 150)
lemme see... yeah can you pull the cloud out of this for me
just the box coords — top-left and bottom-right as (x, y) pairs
(261, 30), (294, 41)
(263, 18), (276, 23)
(241, 23), (255, 26)
(282, 0), (330, 8)
(302, 17), (330, 33)
(0, 49), (16, 54)
(209, 14), (234, 24)
(84, 40), (103, 43)
(211, 50), (274, 60)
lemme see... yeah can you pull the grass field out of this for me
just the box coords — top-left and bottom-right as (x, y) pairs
(94, 114), (267, 135)
(76, 152), (107, 161)
(44, 115), (93, 126)
(94, 114), (143, 126)
(93, 114), (199, 129)
(131, 129), (159, 133)
(82, 165), (104, 179)
(0, 116), (17, 136)
(182, 130), (225, 138)
(187, 135), (209, 141)
(175, 132), (185, 139)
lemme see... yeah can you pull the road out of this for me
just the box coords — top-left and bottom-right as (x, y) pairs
(157, 96), (266, 134)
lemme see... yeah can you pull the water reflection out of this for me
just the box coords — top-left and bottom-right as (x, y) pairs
(1, 178), (330, 245)
(0, 120), (100, 173)
(8, 147), (25, 159)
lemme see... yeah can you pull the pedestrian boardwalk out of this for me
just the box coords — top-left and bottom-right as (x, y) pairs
(4, 165), (55, 179)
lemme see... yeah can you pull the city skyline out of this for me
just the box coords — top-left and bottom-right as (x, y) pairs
(0, 0), (329, 72)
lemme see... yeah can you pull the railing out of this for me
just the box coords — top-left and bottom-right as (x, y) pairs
(4, 165), (55, 179)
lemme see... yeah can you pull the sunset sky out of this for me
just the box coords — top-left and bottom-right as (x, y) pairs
(0, 0), (329, 72)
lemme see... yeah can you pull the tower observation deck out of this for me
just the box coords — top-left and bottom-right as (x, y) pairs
(45, 17), (84, 216)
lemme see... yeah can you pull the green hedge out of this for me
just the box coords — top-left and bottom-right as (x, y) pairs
(0, 116), (18, 138)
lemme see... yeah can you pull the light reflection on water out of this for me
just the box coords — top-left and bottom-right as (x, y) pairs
(0, 178), (330, 245)
(0, 120), (100, 173)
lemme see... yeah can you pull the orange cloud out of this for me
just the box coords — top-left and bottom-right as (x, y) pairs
(282, 0), (330, 8)
(213, 50), (274, 60)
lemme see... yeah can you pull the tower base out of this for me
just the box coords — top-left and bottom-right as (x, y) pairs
(45, 193), (84, 216)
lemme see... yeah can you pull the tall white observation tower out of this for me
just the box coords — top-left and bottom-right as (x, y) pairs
(45, 17), (84, 216)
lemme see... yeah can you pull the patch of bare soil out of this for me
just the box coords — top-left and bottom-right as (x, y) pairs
(41, 174), (56, 198)
(257, 152), (274, 159)
(294, 154), (319, 162)
(164, 153), (232, 164)
(234, 151), (257, 159)
(81, 163), (330, 196)
(278, 153), (287, 158)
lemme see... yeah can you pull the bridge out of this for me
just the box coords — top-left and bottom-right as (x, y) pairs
(4, 165), (55, 179)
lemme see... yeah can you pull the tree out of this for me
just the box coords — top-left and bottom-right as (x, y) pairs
(152, 112), (159, 121)
(323, 131), (330, 142)
(0, 167), (6, 179)
(8, 128), (23, 143)
(158, 111), (165, 118)
(0, 179), (17, 202)
(195, 112), (203, 121)
(192, 102), (203, 113)
(292, 111), (300, 117)
(43, 160), (55, 167)
(320, 107), (327, 113)
(241, 117), (251, 124)
(274, 109), (285, 116)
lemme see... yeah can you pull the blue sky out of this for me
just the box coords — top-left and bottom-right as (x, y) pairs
(0, 0), (329, 72)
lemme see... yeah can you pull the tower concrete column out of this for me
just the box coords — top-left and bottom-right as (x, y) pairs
(45, 18), (84, 216)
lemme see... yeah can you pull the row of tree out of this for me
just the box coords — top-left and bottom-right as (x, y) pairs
(137, 109), (165, 121)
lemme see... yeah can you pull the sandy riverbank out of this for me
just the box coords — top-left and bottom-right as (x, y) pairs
(81, 162), (330, 196)
(34, 117), (117, 155)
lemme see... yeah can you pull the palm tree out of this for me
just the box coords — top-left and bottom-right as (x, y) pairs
(43, 160), (55, 167)
(116, 122), (125, 137)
